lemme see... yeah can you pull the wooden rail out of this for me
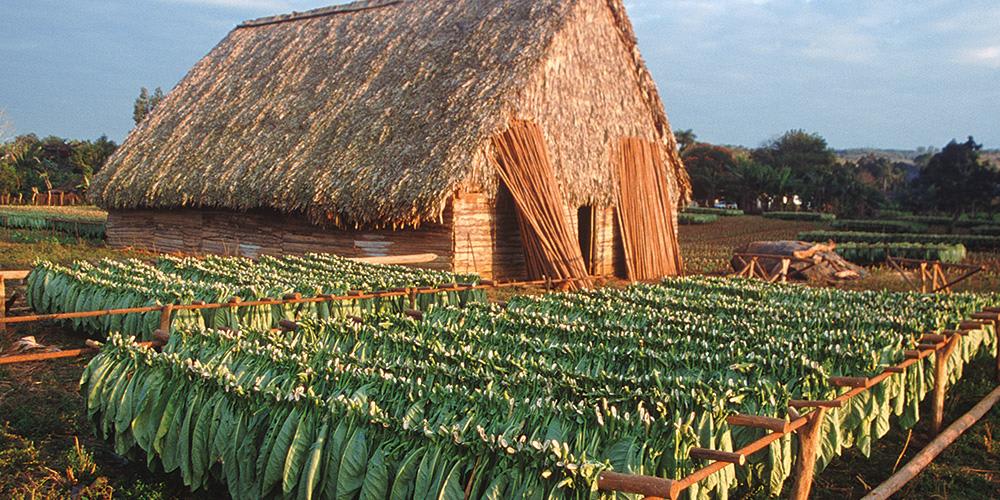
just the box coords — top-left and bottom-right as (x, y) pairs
(886, 256), (983, 294)
(729, 253), (818, 283)
(0, 273), (608, 328)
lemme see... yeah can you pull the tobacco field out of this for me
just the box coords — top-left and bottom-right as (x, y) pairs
(80, 277), (998, 499)
(25, 254), (484, 340)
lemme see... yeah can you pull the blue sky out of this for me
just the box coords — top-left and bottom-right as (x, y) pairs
(1, 0), (998, 149)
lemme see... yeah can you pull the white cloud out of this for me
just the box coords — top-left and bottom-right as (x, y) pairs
(959, 46), (1000, 68)
(800, 28), (879, 64)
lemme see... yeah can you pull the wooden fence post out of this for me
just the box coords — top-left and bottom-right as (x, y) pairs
(932, 334), (961, 434)
(789, 408), (827, 500)
(0, 277), (5, 334)
(159, 303), (174, 334)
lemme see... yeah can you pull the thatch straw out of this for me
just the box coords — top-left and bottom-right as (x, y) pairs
(90, 0), (691, 228)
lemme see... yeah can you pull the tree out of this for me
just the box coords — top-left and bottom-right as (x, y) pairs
(0, 134), (117, 196)
(821, 162), (884, 217)
(133, 86), (165, 125)
(907, 137), (1000, 227)
(752, 130), (840, 210)
(681, 143), (737, 203)
(674, 129), (697, 153)
(855, 154), (908, 198)
(726, 158), (792, 213)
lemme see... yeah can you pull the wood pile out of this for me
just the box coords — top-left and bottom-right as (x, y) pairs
(491, 120), (590, 287)
(731, 241), (867, 281)
(615, 138), (683, 280)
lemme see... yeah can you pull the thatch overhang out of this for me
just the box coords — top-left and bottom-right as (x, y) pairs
(91, 0), (690, 228)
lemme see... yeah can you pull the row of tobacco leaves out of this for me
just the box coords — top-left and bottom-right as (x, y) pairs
(22, 254), (999, 499)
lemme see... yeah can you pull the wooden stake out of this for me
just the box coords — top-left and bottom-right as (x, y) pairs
(0, 277), (6, 335)
(789, 408), (827, 500)
(158, 303), (174, 333)
(932, 334), (961, 434)
(829, 376), (868, 388)
(788, 399), (843, 409)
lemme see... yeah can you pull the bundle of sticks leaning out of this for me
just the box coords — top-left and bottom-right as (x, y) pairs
(615, 137), (683, 280)
(491, 120), (590, 289)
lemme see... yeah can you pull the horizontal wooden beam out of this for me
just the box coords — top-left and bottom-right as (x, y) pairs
(726, 414), (790, 433)
(959, 320), (984, 330)
(689, 447), (746, 465)
(829, 376), (868, 388)
(789, 399), (844, 409)
(0, 270), (30, 280)
(597, 471), (675, 499)
(349, 253), (439, 265)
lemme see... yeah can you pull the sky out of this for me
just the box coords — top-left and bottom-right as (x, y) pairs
(0, 0), (998, 149)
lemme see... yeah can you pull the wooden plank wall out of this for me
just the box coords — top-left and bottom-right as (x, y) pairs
(452, 190), (624, 280)
(106, 208), (455, 271)
(452, 190), (527, 280)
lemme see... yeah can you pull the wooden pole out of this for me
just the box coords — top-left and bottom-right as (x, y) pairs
(931, 334), (961, 434)
(726, 414), (791, 433)
(789, 408), (827, 500)
(863, 385), (1000, 500)
(597, 471), (675, 499)
(0, 277), (5, 334)
(158, 303), (174, 333)
(689, 447), (746, 465)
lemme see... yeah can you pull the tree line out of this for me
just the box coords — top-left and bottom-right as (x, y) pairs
(679, 129), (1000, 219)
(0, 134), (117, 197)
(0, 87), (166, 199)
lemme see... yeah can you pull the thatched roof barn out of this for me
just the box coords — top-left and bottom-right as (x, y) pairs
(92, 0), (691, 280)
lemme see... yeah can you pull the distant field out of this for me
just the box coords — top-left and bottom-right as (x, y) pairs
(678, 215), (825, 274)
(0, 205), (107, 221)
(679, 214), (1000, 293)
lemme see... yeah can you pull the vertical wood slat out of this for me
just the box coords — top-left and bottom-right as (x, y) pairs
(615, 137), (682, 281)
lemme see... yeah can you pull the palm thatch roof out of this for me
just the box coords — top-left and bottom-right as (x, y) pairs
(91, 0), (690, 228)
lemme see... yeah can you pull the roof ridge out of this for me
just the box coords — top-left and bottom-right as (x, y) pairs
(238, 0), (404, 29)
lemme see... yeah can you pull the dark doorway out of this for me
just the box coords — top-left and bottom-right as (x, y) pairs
(577, 206), (595, 275)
